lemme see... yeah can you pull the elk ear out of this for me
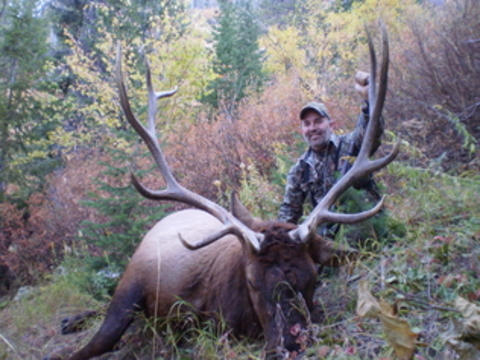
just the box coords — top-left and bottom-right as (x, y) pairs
(230, 191), (264, 230)
(309, 236), (359, 267)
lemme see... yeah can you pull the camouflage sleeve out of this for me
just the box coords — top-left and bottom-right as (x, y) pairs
(349, 102), (384, 155)
(278, 162), (307, 224)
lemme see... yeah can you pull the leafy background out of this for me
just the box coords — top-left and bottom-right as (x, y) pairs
(0, 0), (479, 359)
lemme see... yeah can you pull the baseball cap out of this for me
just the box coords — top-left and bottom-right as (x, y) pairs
(299, 102), (331, 120)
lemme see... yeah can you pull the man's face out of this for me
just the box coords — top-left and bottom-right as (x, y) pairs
(301, 110), (333, 151)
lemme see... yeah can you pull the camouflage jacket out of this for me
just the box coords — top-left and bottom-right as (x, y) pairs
(278, 107), (383, 225)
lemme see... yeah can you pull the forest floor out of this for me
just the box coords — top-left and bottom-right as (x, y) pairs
(0, 163), (479, 360)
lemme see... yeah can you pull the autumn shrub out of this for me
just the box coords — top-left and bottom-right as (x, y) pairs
(164, 73), (307, 214)
(0, 149), (110, 297)
(0, 193), (75, 297)
(387, 0), (480, 173)
(259, 0), (478, 174)
(0, 134), (174, 301)
(162, 68), (398, 220)
(0, 146), (145, 299)
(0, 202), (28, 297)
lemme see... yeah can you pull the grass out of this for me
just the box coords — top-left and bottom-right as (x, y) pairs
(0, 162), (478, 359)
(0, 272), (101, 360)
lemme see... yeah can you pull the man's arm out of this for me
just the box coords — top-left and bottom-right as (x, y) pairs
(278, 163), (307, 224)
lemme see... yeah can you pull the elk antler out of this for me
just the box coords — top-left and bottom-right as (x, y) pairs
(290, 24), (400, 243)
(115, 43), (264, 252)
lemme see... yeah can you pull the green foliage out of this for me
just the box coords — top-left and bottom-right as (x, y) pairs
(78, 133), (169, 297)
(234, 134), (305, 220)
(100, 0), (187, 42)
(334, 185), (407, 250)
(12, 270), (100, 330)
(59, 2), (212, 152)
(262, 0), (424, 120)
(0, 0), (63, 203)
(57, 3), (213, 297)
(235, 162), (283, 219)
(47, 0), (187, 55)
(47, 0), (88, 47)
(257, 0), (296, 26)
(311, 162), (480, 358)
(445, 111), (477, 156)
(376, 162), (480, 299)
(331, 0), (362, 12)
(202, 0), (267, 113)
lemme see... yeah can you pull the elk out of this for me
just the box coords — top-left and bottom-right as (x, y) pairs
(45, 26), (398, 360)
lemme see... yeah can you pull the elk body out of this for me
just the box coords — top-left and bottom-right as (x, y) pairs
(45, 27), (398, 360)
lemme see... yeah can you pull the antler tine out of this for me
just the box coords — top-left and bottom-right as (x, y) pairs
(145, 57), (178, 131)
(366, 26), (377, 123)
(115, 43), (264, 252)
(178, 226), (237, 250)
(115, 44), (178, 191)
(290, 25), (400, 243)
(361, 22), (389, 159)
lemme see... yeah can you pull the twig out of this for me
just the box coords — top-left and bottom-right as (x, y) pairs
(385, 283), (459, 313)
(0, 333), (19, 356)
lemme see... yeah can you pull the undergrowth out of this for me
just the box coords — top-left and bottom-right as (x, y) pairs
(0, 271), (101, 360)
(0, 161), (478, 359)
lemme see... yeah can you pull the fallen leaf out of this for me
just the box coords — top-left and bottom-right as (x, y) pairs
(344, 345), (356, 355)
(467, 289), (480, 302)
(331, 345), (343, 355)
(379, 312), (418, 360)
(316, 345), (330, 357)
(380, 298), (396, 316)
(437, 274), (455, 287)
(356, 280), (381, 317)
(357, 280), (418, 360)
(454, 297), (480, 349)
(441, 297), (480, 359)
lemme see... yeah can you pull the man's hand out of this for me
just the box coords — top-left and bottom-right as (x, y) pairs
(355, 71), (370, 101)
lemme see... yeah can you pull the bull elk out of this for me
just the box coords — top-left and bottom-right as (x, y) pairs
(45, 26), (399, 360)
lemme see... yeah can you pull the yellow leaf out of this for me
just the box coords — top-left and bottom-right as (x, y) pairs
(378, 313), (418, 360)
(454, 297), (480, 349)
(357, 281), (417, 360)
(442, 318), (480, 359)
(356, 280), (381, 317)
